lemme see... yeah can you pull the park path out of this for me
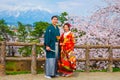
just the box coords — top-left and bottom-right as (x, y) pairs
(0, 72), (120, 80)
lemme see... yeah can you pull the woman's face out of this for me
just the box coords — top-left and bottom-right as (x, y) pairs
(63, 25), (69, 32)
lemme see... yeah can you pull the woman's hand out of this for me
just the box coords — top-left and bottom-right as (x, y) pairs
(46, 46), (51, 51)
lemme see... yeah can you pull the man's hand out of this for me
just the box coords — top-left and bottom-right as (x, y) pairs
(46, 46), (51, 51)
(60, 43), (64, 46)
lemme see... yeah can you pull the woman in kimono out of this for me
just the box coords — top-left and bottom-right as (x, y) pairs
(58, 23), (76, 77)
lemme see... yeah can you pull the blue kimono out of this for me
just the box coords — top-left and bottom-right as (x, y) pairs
(44, 24), (60, 58)
(44, 24), (60, 76)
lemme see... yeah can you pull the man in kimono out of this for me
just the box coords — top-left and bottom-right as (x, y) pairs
(44, 16), (60, 79)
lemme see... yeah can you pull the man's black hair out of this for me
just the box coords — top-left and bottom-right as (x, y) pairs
(51, 15), (58, 20)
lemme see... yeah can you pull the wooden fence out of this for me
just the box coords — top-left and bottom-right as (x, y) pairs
(0, 41), (120, 76)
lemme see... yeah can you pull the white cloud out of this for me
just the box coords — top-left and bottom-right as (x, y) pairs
(0, 0), (107, 16)
(57, 0), (82, 15)
(0, 0), (52, 13)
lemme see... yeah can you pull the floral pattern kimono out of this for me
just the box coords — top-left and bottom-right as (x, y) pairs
(58, 31), (76, 74)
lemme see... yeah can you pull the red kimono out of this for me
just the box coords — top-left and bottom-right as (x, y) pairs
(58, 31), (76, 74)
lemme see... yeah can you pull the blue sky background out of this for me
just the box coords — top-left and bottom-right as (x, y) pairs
(0, 0), (107, 17)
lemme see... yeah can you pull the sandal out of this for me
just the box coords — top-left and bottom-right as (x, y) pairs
(65, 73), (73, 77)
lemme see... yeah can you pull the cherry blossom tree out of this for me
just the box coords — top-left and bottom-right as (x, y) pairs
(66, 0), (120, 70)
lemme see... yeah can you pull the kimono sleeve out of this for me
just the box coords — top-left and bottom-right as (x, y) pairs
(44, 27), (51, 47)
(71, 33), (75, 44)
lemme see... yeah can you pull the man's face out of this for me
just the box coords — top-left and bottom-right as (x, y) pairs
(52, 17), (58, 25)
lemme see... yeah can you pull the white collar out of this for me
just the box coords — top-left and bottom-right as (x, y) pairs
(64, 31), (71, 38)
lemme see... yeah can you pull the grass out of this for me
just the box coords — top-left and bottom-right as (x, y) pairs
(6, 71), (31, 75)
(90, 69), (107, 72)
(75, 70), (107, 72)
(6, 68), (120, 75)
(6, 62), (16, 70)
(113, 67), (120, 72)
(6, 70), (44, 75)
(5, 61), (120, 75)
(75, 68), (120, 72)
(37, 69), (44, 74)
(6, 61), (44, 75)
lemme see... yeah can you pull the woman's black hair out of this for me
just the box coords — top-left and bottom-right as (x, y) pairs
(63, 23), (71, 30)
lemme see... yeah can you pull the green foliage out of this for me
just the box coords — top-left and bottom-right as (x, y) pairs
(78, 31), (86, 37)
(31, 21), (49, 38)
(71, 28), (78, 32)
(17, 21), (49, 56)
(58, 12), (68, 24)
(0, 19), (14, 41)
(71, 28), (86, 38)
(0, 20), (48, 57)
(18, 46), (32, 57)
(18, 46), (43, 57)
(17, 22), (33, 56)
(36, 46), (44, 55)
(17, 22), (28, 42)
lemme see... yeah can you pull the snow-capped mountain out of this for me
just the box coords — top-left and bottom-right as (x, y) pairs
(0, 9), (56, 25)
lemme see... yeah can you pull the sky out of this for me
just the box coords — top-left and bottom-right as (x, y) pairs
(0, 0), (107, 17)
